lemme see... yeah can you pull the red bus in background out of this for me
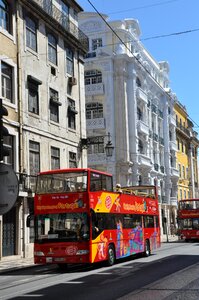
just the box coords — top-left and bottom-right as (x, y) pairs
(32, 168), (161, 268)
(178, 199), (199, 241)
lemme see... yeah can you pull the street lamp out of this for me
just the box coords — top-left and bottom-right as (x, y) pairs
(104, 132), (114, 157)
(82, 132), (114, 157)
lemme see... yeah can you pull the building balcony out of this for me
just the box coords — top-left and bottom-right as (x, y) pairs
(171, 167), (179, 178)
(170, 140), (177, 151)
(29, 0), (89, 52)
(138, 153), (152, 168)
(85, 83), (104, 96)
(170, 197), (178, 207)
(176, 121), (190, 138)
(137, 120), (149, 135)
(169, 115), (176, 126)
(136, 87), (148, 104)
(86, 118), (106, 130)
(88, 153), (107, 164)
(153, 133), (159, 142)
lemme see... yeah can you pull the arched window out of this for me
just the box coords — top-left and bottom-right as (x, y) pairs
(85, 70), (102, 85)
(0, 0), (10, 32)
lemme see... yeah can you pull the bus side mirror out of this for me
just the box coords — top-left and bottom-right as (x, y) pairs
(26, 214), (33, 227)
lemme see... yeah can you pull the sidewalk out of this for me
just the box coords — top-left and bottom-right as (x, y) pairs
(0, 256), (35, 274)
(161, 234), (179, 243)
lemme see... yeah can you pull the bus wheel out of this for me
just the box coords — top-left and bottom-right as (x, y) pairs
(57, 263), (68, 271)
(107, 245), (115, 266)
(144, 240), (151, 257)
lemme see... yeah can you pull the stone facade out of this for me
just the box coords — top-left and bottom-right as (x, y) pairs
(0, 0), (88, 259)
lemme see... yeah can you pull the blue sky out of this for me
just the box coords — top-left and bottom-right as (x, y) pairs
(77, 0), (199, 133)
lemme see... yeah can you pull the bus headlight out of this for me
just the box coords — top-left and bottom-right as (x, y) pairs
(76, 250), (89, 255)
(34, 251), (45, 256)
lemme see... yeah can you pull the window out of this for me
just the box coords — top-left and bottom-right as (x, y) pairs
(181, 141), (184, 153)
(0, 0), (10, 32)
(136, 77), (141, 87)
(144, 216), (154, 228)
(92, 38), (102, 50)
(169, 130), (172, 141)
(61, 2), (69, 27)
(87, 136), (104, 154)
(48, 33), (57, 65)
(69, 151), (77, 168)
(51, 146), (60, 170)
(85, 70), (102, 85)
(29, 141), (40, 175)
(49, 88), (61, 123)
(3, 135), (13, 166)
(177, 138), (180, 150)
(137, 107), (142, 120)
(138, 139), (144, 154)
(178, 163), (181, 178)
(186, 167), (189, 179)
(66, 47), (74, 76)
(86, 103), (103, 119)
(90, 172), (113, 192)
(182, 166), (185, 179)
(28, 76), (41, 114)
(1, 61), (12, 102)
(184, 190), (186, 199)
(68, 99), (77, 130)
(26, 16), (37, 51)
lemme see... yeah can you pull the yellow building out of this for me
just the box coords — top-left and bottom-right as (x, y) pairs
(175, 101), (199, 200)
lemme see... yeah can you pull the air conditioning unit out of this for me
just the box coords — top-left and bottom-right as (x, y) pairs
(69, 77), (77, 86)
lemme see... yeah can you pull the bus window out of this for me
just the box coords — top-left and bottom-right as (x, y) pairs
(144, 215), (154, 228)
(90, 172), (113, 192)
(192, 219), (199, 229)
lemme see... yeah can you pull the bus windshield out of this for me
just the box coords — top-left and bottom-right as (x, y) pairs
(179, 200), (199, 210)
(35, 212), (89, 242)
(36, 171), (88, 194)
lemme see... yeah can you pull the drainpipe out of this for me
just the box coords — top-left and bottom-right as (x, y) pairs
(16, 2), (25, 258)
(16, 2), (24, 176)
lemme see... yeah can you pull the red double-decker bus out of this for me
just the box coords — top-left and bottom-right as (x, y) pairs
(32, 168), (160, 268)
(178, 199), (199, 241)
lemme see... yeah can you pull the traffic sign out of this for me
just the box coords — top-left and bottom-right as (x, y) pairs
(0, 163), (19, 215)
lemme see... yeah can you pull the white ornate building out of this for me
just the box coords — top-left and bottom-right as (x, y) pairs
(79, 12), (179, 236)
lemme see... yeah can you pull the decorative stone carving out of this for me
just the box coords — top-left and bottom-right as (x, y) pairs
(80, 21), (103, 33)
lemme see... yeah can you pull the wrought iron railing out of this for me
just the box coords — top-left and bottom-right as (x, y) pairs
(176, 121), (190, 137)
(30, 0), (89, 52)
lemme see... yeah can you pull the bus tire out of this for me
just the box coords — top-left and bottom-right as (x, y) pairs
(144, 239), (151, 257)
(57, 263), (68, 271)
(107, 244), (115, 266)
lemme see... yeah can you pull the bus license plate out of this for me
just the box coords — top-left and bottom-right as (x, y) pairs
(46, 257), (53, 263)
